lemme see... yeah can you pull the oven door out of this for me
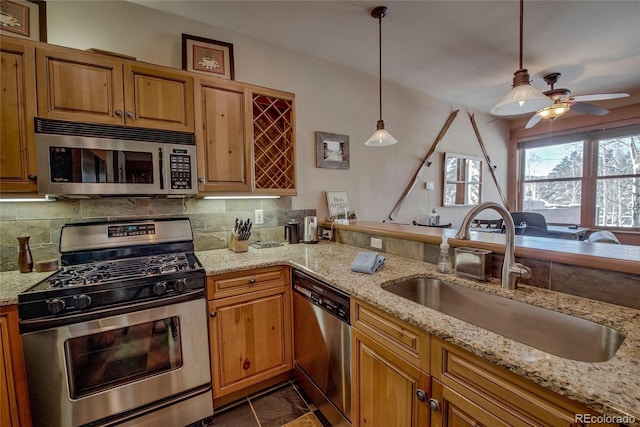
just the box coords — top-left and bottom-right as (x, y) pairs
(21, 298), (212, 427)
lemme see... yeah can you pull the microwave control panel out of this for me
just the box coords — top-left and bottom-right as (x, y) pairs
(169, 152), (193, 190)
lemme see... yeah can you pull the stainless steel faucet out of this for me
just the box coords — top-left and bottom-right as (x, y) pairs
(455, 202), (532, 289)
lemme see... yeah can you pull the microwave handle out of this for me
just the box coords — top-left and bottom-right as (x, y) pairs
(158, 147), (165, 190)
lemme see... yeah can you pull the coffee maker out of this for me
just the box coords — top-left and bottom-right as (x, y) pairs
(302, 216), (318, 243)
(284, 220), (300, 244)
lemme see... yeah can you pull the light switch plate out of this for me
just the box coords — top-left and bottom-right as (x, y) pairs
(255, 209), (264, 224)
(371, 237), (383, 249)
(426, 181), (435, 190)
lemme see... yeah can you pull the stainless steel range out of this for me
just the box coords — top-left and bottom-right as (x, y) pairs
(18, 217), (213, 427)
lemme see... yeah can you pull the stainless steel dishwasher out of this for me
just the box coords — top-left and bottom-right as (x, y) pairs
(293, 270), (351, 427)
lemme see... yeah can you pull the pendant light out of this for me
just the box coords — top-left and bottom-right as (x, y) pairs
(365, 6), (397, 147)
(490, 0), (552, 116)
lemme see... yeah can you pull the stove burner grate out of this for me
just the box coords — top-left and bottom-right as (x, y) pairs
(47, 253), (192, 289)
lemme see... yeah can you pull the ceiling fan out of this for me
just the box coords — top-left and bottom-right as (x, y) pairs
(525, 72), (629, 129)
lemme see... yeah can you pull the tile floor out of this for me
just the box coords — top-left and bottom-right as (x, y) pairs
(199, 381), (332, 427)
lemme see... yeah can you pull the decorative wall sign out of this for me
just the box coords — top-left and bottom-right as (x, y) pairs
(326, 191), (350, 217)
(316, 132), (349, 169)
(182, 33), (235, 80)
(0, 0), (46, 41)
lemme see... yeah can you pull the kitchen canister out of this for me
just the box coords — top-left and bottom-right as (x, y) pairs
(18, 236), (33, 273)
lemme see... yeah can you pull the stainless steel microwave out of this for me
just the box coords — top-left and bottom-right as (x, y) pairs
(35, 119), (198, 197)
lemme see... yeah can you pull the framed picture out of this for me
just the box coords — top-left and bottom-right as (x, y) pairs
(182, 33), (235, 80)
(326, 191), (350, 217)
(316, 132), (349, 169)
(0, 0), (46, 42)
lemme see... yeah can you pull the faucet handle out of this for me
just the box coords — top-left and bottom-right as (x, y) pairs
(513, 262), (533, 280)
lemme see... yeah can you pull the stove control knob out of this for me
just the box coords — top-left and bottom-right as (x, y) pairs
(75, 294), (92, 310)
(47, 298), (66, 314)
(153, 282), (167, 296)
(174, 278), (187, 292)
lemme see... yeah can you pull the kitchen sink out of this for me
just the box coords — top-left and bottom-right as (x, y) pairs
(383, 278), (625, 362)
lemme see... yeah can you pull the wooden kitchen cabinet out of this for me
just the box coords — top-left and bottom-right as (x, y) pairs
(195, 77), (252, 192)
(0, 37), (38, 193)
(0, 306), (32, 427)
(351, 299), (431, 427)
(249, 86), (296, 195)
(207, 267), (292, 400)
(430, 337), (617, 427)
(36, 44), (194, 132)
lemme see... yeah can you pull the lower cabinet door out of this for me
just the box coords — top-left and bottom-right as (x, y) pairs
(430, 379), (510, 427)
(351, 328), (430, 427)
(208, 286), (292, 397)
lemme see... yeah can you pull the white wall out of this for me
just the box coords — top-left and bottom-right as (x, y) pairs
(46, 1), (510, 227)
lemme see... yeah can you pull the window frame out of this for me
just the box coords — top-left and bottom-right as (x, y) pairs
(515, 124), (640, 231)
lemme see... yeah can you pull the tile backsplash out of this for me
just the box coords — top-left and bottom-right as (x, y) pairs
(0, 197), (315, 272)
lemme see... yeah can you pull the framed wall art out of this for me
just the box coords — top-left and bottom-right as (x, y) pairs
(182, 33), (235, 80)
(0, 0), (47, 42)
(316, 132), (349, 169)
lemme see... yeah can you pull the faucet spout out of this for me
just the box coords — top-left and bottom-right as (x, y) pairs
(455, 202), (532, 289)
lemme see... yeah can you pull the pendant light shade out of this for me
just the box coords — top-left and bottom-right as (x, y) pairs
(365, 6), (397, 147)
(491, 0), (551, 116)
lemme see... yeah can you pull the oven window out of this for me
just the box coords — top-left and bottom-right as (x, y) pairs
(65, 317), (183, 399)
(49, 146), (154, 184)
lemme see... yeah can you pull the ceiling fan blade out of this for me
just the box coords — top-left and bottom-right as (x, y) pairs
(525, 114), (542, 129)
(571, 93), (629, 102)
(570, 102), (609, 116)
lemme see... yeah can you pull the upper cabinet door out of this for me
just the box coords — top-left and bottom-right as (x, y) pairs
(36, 47), (124, 125)
(195, 78), (251, 192)
(0, 39), (38, 193)
(124, 64), (194, 132)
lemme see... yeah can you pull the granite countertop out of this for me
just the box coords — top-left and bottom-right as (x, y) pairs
(2, 241), (639, 424)
(196, 242), (640, 425)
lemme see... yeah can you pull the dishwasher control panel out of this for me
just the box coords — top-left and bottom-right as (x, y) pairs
(293, 271), (350, 323)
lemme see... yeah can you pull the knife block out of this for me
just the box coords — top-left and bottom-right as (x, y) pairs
(228, 234), (249, 253)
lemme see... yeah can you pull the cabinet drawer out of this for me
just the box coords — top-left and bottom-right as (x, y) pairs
(351, 299), (429, 372)
(208, 266), (289, 299)
(431, 337), (613, 427)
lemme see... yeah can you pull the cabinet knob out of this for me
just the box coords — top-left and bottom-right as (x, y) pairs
(209, 310), (217, 318)
(198, 177), (205, 184)
(249, 277), (256, 284)
(27, 174), (37, 182)
(126, 111), (135, 119)
(242, 359), (251, 370)
(416, 389), (428, 402)
(115, 109), (123, 117)
(428, 398), (441, 412)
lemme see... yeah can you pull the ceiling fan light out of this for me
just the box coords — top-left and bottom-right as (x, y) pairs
(536, 102), (570, 120)
(491, 72), (552, 116)
(365, 120), (397, 146)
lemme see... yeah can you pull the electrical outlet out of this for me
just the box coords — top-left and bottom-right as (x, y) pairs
(254, 209), (264, 224)
(426, 181), (435, 190)
(371, 237), (383, 249)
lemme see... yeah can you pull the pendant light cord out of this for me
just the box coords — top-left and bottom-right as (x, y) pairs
(378, 13), (383, 121)
(519, 0), (524, 70)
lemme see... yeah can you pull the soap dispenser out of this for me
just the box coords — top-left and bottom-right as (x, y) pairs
(438, 236), (452, 274)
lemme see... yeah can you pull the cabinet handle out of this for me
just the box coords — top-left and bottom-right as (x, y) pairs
(428, 398), (441, 412)
(249, 278), (256, 284)
(27, 174), (37, 182)
(115, 110), (123, 117)
(126, 111), (135, 119)
(416, 389), (428, 402)
(209, 310), (217, 318)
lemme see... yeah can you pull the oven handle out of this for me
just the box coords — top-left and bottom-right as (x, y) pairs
(20, 289), (205, 333)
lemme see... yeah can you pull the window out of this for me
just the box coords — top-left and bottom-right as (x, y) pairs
(518, 124), (640, 229)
